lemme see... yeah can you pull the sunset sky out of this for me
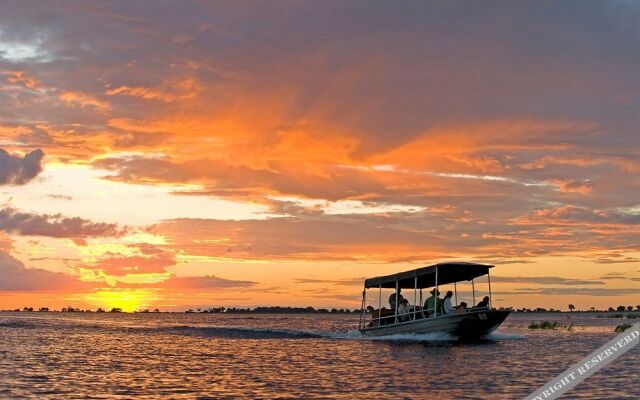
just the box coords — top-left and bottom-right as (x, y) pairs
(0, 1), (638, 312)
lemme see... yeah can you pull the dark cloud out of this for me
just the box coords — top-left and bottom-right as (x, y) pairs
(150, 210), (640, 263)
(300, 292), (361, 303)
(94, 156), (385, 202)
(497, 287), (640, 296)
(0, 148), (44, 185)
(599, 272), (627, 280)
(1, 1), (638, 156)
(294, 277), (365, 286)
(492, 276), (604, 286)
(0, 207), (125, 238)
(151, 215), (454, 262)
(0, 251), (84, 291)
(475, 258), (537, 265)
(167, 275), (257, 289)
(115, 275), (258, 289)
(592, 256), (640, 264)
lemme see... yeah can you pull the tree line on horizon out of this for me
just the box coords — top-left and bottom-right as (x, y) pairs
(8, 306), (134, 313)
(3, 304), (640, 313)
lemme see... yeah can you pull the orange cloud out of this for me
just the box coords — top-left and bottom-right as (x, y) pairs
(106, 79), (199, 102)
(550, 179), (593, 195)
(59, 91), (111, 112)
(370, 118), (594, 172)
(0, 251), (94, 292)
(84, 244), (176, 276)
(1, 70), (41, 89)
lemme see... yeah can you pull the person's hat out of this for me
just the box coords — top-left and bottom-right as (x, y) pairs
(430, 288), (440, 295)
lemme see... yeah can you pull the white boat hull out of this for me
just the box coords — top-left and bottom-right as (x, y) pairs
(360, 309), (510, 339)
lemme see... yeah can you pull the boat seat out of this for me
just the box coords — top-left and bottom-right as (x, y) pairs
(371, 309), (395, 326)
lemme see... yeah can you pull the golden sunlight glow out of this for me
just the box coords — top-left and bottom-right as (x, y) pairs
(174, 254), (273, 264)
(78, 242), (141, 257)
(83, 289), (159, 312)
(122, 232), (168, 245)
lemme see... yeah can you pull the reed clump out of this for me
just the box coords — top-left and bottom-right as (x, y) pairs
(528, 321), (574, 331)
(614, 323), (632, 333)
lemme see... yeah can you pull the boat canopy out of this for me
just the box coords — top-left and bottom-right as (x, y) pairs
(364, 262), (493, 289)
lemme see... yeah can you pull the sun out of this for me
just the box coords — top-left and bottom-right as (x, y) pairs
(83, 289), (159, 312)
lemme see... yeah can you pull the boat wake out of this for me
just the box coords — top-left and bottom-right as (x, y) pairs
(159, 325), (473, 342)
(164, 325), (322, 339)
(147, 324), (471, 341)
(89, 324), (470, 341)
(0, 320), (37, 329)
(483, 330), (526, 340)
(321, 330), (457, 341)
(1, 316), (524, 342)
(331, 330), (525, 342)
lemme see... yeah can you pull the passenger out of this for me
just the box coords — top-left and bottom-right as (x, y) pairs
(424, 288), (441, 317)
(388, 288), (404, 312)
(476, 296), (490, 308)
(442, 290), (455, 314)
(455, 302), (468, 313)
(397, 298), (412, 321)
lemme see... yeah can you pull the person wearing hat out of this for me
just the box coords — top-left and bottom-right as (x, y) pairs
(424, 288), (442, 317)
(388, 288), (404, 313)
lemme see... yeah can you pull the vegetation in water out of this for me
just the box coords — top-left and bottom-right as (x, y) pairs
(614, 324), (632, 333)
(528, 321), (574, 331)
(596, 313), (638, 319)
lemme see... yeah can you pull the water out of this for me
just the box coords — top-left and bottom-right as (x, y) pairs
(0, 312), (637, 399)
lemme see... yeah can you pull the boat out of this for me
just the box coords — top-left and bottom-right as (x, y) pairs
(358, 262), (510, 339)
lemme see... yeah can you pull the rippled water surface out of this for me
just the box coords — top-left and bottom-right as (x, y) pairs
(0, 312), (638, 399)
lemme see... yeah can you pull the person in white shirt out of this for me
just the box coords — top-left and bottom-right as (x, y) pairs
(397, 298), (412, 321)
(443, 290), (456, 315)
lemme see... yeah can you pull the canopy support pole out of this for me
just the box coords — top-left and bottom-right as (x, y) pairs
(488, 269), (492, 309)
(359, 288), (366, 329)
(414, 275), (417, 320)
(454, 281), (458, 306)
(433, 267), (438, 317)
(394, 279), (399, 324)
(472, 278), (476, 306)
(378, 284), (381, 312)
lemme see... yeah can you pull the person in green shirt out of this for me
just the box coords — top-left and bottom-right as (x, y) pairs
(424, 288), (443, 317)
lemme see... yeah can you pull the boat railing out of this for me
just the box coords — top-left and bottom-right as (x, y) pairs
(360, 306), (491, 330)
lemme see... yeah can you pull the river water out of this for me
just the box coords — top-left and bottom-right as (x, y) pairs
(0, 311), (637, 399)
